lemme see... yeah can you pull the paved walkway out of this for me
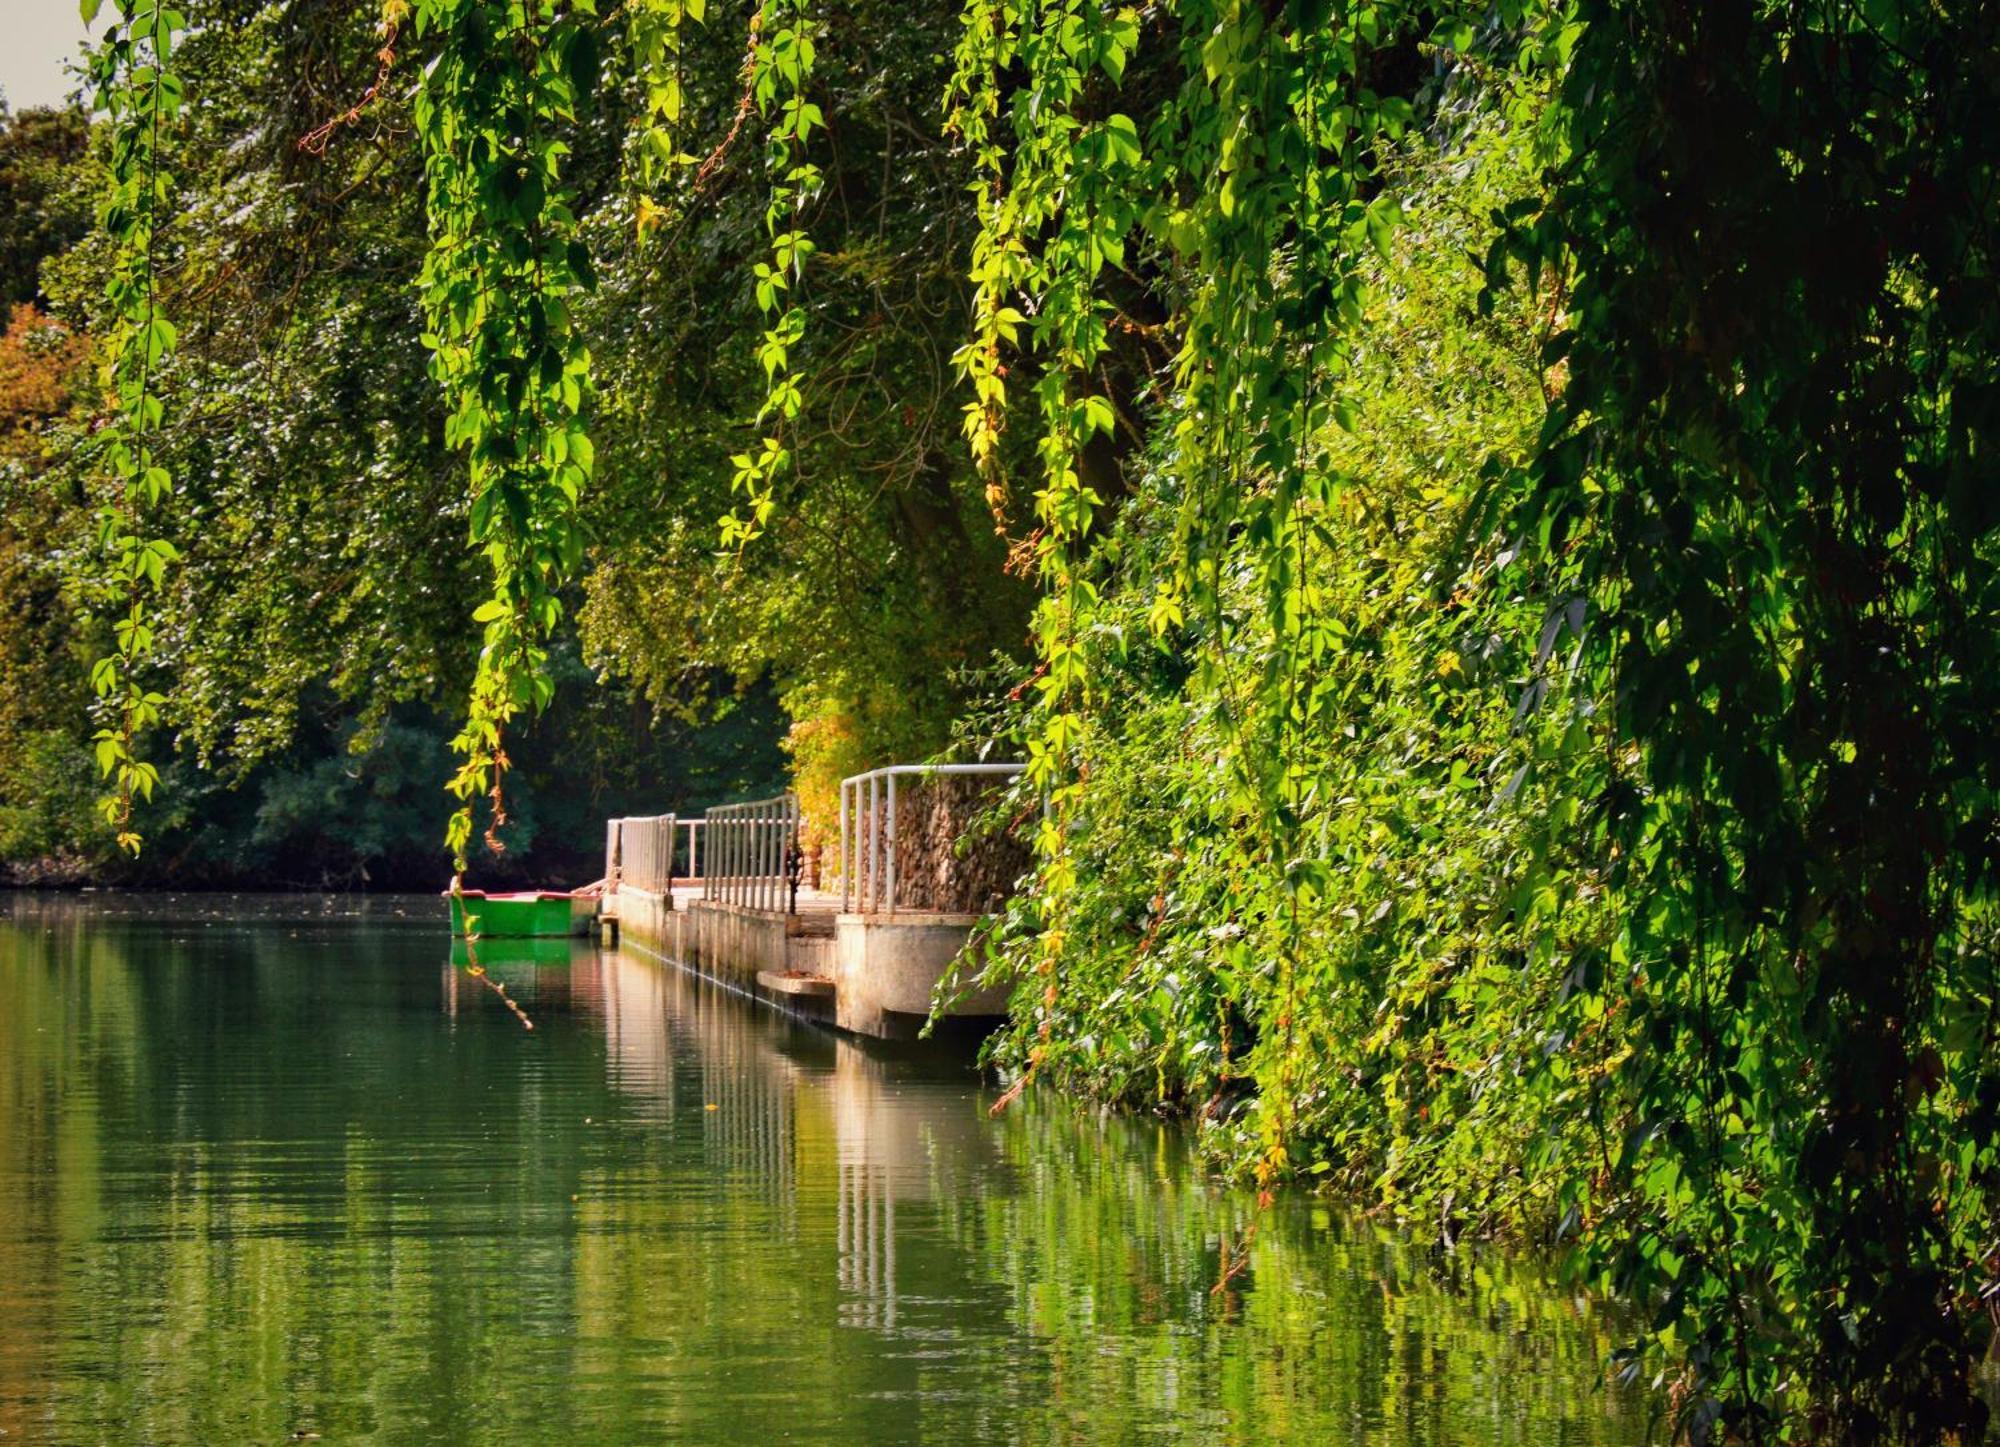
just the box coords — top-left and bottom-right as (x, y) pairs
(617, 881), (843, 928)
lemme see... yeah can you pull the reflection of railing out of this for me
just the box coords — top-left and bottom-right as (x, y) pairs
(607, 815), (704, 893)
(839, 763), (1025, 915)
(704, 794), (800, 913)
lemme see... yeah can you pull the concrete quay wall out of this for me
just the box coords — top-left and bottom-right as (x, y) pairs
(831, 913), (1010, 1039)
(604, 887), (1006, 1041)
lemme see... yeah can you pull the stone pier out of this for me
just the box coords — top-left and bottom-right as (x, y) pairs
(830, 910), (1010, 1038)
(601, 766), (1023, 1042)
(599, 883), (1003, 1041)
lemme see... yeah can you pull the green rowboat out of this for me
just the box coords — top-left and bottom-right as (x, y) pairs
(448, 890), (595, 939)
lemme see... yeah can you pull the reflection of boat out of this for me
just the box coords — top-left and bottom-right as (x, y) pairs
(447, 889), (596, 938)
(450, 935), (580, 968)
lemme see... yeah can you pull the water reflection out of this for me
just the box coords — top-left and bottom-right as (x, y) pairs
(0, 896), (1655, 1443)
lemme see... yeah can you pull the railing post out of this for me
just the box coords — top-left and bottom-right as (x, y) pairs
(886, 771), (898, 916)
(840, 779), (850, 913)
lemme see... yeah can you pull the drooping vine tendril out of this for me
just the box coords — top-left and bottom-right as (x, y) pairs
(721, 0), (821, 551)
(449, 876), (537, 1032)
(411, 0), (600, 870)
(946, 3), (1419, 1179)
(296, 1), (403, 156)
(626, 0), (705, 225)
(81, 0), (187, 856)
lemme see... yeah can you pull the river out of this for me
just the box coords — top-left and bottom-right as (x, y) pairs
(0, 894), (1654, 1443)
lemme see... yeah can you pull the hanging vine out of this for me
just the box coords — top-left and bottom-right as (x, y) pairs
(411, 0), (602, 869)
(952, 0), (1421, 1183)
(944, 0), (1029, 530)
(626, 0), (705, 215)
(1005, 0), (1142, 1094)
(721, 0), (820, 549)
(80, 0), (186, 856)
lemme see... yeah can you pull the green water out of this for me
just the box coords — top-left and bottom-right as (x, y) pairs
(0, 895), (1653, 1444)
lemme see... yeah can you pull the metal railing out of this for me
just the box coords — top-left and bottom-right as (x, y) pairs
(839, 763), (1024, 915)
(607, 814), (704, 893)
(704, 793), (800, 913)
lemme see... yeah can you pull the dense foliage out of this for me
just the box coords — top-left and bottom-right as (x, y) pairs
(0, 7), (797, 886)
(573, 0), (1032, 831)
(948, 0), (2000, 1439)
(3, 0), (1995, 1437)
